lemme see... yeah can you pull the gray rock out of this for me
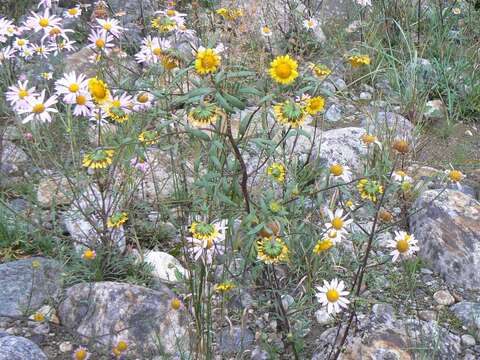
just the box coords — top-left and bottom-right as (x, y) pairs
(418, 310), (437, 321)
(405, 57), (437, 90)
(451, 302), (480, 335)
(0, 258), (62, 318)
(371, 303), (395, 325)
(58, 282), (190, 357)
(359, 92), (372, 101)
(325, 104), (343, 122)
(410, 190), (480, 290)
(461, 334), (476, 347)
(251, 346), (269, 360)
(424, 99), (447, 123)
(0, 141), (28, 176)
(317, 127), (367, 173)
(433, 290), (455, 306)
(218, 326), (254, 354)
(37, 176), (73, 208)
(333, 78), (347, 91)
(361, 111), (415, 142)
(281, 294), (294, 310)
(0, 336), (47, 360)
(315, 308), (334, 325)
(143, 251), (188, 284)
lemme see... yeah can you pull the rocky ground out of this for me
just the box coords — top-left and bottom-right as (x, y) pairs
(0, 0), (480, 359)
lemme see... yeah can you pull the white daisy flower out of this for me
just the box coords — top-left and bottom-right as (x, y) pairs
(361, 133), (383, 149)
(18, 90), (58, 123)
(13, 37), (29, 50)
(325, 208), (353, 237)
(134, 36), (171, 65)
(386, 231), (419, 262)
(303, 18), (318, 30)
(89, 108), (109, 124)
(329, 163), (353, 182)
(133, 92), (154, 111)
(0, 46), (16, 64)
(64, 6), (82, 19)
(72, 91), (94, 117)
(49, 38), (76, 55)
(25, 9), (61, 33)
(175, 24), (196, 40)
(392, 170), (413, 184)
(355, 0), (372, 6)
(5, 80), (38, 111)
(55, 71), (88, 104)
(41, 25), (73, 43)
(19, 47), (34, 60)
(0, 18), (16, 42)
(88, 28), (114, 52)
(260, 25), (273, 37)
(96, 18), (124, 37)
(40, 72), (53, 80)
(316, 278), (350, 314)
(32, 42), (52, 58)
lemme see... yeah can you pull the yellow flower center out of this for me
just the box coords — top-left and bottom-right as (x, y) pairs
(90, 83), (107, 99)
(396, 239), (409, 253)
(137, 93), (149, 103)
(74, 349), (87, 360)
(362, 134), (376, 144)
(395, 170), (407, 178)
(69, 83), (80, 92)
(95, 38), (105, 48)
(153, 47), (162, 56)
(76, 95), (87, 105)
(275, 63), (292, 79)
(330, 164), (343, 176)
(201, 53), (216, 69)
(111, 100), (121, 107)
(68, 8), (78, 15)
(18, 89), (29, 98)
(167, 9), (176, 16)
(262, 26), (271, 33)
(326, 289), (340, 302)
(32, 103), (45, 113)
(307, 20), (314, 27)
(17, 39), (25, 46)
(171, 298), (181, 310)
(331, 217), (343, 230)
(103, 23), (112, 31)
(39, 18), (49, 27)
(449, 170), (462, 182)
(116, 341), (128, 352)
(83, 249), (95, 259)
(49, 27), (61, 36)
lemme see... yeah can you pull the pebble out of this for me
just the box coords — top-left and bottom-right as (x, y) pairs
(325, 104), (342, 122)
(418, 310), (437, 321)
(461, 334), (476, 347)
(359, 92), (372, 100)
(433, 290), (455, 306)
(315, 308), (334, 325)
(59, 341), (73, 353)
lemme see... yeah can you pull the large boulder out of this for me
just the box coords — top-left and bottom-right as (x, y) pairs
(361, 111), (415, 142)
(410, 189), (480, 290)
(58, 282), (190, 358)
(0, 336), (48, 360)
(317, 127), (367, 173)
(0, 258), (62, 318)
(36, 176), (73, 208)
(0, 141), (29, 177)
(450, 302), (480, 336)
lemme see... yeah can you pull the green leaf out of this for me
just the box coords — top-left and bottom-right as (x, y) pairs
(238, 87), (263, 96)
(215, 92), (235, 113)
(188, 128), (210, 141)
(223, 93), (246, 110)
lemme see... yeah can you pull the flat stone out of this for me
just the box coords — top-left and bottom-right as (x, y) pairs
(143, 251), (188, 284)
(315, 308), (334, 325)
(410, 190), (480, 290)
(218, 326), (254, 354)
(418, 310), (437, 321)
(0, 258), (62, 318)
(433, 290), (455, 306)
(451, 302), (480, 336)
(461, 334), (476, 347)
(37, 176), (73, 208)
(0, 336), (47, 360)
(58, 282), (190, 358)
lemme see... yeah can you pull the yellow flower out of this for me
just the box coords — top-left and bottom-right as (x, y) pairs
(190, 222), (220, 242)
(216, 8), (243, 20)
(305, 96), (325, 115)
(188, 103), (219, 127)
(448, 169), (464, 183)
(82, 149), (115, 169)
(116, 341), (128, 352)
(257, 237), (289, 264)
(138, 130), (160, 145)
(269, 55), (299, 85)
(33, 312), (45, 322)
(82, 249), (96, 260)
(151, 16), (177, 32)
(31, 260), (41, 269)
(88, 77), (110, 104)
(273, 100), (307, 128)
(357, 179), (384, 202)
(309, 63), (332, 78)
(195, 48), (221, 75)
(214, 282), (236, 293)
(361, 133), (378, 145)
(161, 54), (180, 70)
(348, 55), (371, 67)
(107, 212), (128, 228)
(267, 163), (286, 183)
(171, 298), (182, 310)
(313, 238), (333, 254)
(73, 347), (89, 360)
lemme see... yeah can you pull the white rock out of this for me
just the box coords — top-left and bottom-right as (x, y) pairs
(315, 308), (334, 325)
(144, 251), (188, 284)
(59, 341), (73, 353)
(461, 334), (476, 347)
(325, 104), (342, 122)
(433, 290), (455, 306)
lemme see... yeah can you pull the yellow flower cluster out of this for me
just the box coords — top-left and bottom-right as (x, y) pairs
(216, 7), (244, 21)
